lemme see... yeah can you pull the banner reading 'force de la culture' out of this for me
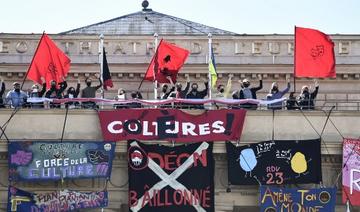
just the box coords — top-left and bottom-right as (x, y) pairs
(99, 109), (246, 142)
(8, 141), (115, 181)
(128, 140), (214, 212)
(7, 186), (108, 212)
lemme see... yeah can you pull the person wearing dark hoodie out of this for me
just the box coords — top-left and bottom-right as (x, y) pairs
(233, 74), (263, 109)
(186, 78), (209, 109)
(0, 77), (6, 108)
(168, 75), (190, 108)
(298, 80), (319, 110)
(45, 78), (67, 108)
(266, 78), (290, 110)
(127, 91), (143, 108)
(64, 79), (80, 109)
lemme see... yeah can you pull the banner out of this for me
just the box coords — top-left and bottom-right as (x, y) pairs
(226, 139), (321, 185)
(128, 140), (214, 212)
(99, 109), (246, 142)
(8, 141), (115, 181)
(260, 186), (336, 212)
(7, 186), (108, 212)
(343, 138), (360, 206)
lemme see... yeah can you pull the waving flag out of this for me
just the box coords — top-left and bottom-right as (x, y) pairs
(294, 26), (336, 78)
(26, 33), (70, 88)
(209, 47), (217, 88)
(102, 48), (113, 90)
(144, 39), (189, 83)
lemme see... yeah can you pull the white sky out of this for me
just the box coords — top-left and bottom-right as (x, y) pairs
(1, 0), (359, 34)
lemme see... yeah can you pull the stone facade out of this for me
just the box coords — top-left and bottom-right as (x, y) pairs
(0, 5), (360, 211)
(0, 33), (360, 105)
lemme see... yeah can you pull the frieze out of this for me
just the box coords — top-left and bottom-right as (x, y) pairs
(0, 36), (357, 57)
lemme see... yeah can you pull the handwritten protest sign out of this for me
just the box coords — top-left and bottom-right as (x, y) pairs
(8, 141), (115, 181)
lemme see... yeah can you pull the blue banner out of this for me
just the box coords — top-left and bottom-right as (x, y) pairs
(260, 186), (336, 212)
(8, 141), (115, 181)
(7, 186), (108, 212)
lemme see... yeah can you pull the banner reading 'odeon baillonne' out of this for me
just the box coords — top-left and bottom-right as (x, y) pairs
(8, 141), (115, 181)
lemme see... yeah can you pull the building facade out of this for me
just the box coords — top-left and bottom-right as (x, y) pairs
(0, 2), (359, 211)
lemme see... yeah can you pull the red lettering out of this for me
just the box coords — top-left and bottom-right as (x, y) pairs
(142, 190), (152, 208)
(176, 153), (189, 167)
(192, 189), (201, 205)
(183, 190), (193, 205)
(173, 190), (183, 205)
(193, 150), (207, 167)
(203, 188), (211, 208)
(164, 153), (177, 171)
(156, 189), (164, 207)
(129, 190), (138, 207)
(164, 189), (172, 206)
(148, 153), (164, 168)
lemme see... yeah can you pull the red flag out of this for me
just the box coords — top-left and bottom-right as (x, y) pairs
(27, 33), (71, 88)
(144, 39), (190, 83)
(295, 26), (336, 78)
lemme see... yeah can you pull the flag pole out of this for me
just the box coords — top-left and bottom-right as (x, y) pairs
(293, 26), (297, 93)
(153, 33), (159, 100)
(99, 34), (104, 99)
(208, 33), (212, 99)
(21, 32), (45, 90)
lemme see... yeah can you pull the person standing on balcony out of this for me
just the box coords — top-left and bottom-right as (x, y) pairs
(28, 78), (46, 108)
(0, 77), (6, 108)
(160, 76), (175, 100)
(266, 78), (291, 110)
(286, 92), (299, 110)
(64, 79), (81, 109)
(298, 80), (319, 110)
(45, 78), (67, 108)
(81, 75), (102, 109)
(6, 82), (28, 108)
(185, 78), (209, 109)
(233, 74), (263, 109)
(214, 75), (232, 98)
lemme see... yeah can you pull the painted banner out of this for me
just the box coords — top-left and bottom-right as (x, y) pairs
(343, 138), (360, 206)
(260, 186), (336, 212)
(128, 140), (214, 212)
(99, 109), (246, 142)
(226, 139), (321, 185)
(8, 141), (115, 181)
(7, 186), (108, 212)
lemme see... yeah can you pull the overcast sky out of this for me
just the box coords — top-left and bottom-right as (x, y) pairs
(1, 0), (359, 34)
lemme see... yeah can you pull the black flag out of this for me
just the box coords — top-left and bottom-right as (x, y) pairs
(102, 48), (113, 90)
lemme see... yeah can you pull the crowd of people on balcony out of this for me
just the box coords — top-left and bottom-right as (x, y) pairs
(0, 74), (320, 110)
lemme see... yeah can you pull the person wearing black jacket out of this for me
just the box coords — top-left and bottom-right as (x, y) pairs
(298, 80), (319, 110)
(0, 77), (5, 108)
(168, 75), (190, 108)
(233, 74), (263, 109)
(45, 79), (67, 108)
(186, 78), (209, 109)
(63, 80), (80, 109)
